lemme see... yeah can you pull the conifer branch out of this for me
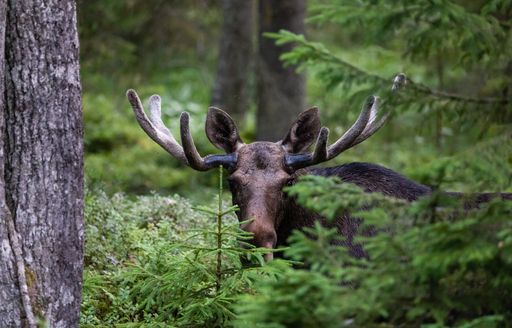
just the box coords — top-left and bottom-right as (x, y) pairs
(324, 47), (511, 105)
(271, 31), (512, 105)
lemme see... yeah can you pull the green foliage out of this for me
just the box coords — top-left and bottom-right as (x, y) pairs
(284, 175), (407, 221)
(78, 0), (221, 87)
(81, 168), (288, 327)
(236, 166), (512, 327)
(408, 132), (512, 191)
(83, 189), (206, 271)
(235, 263), (345, 328)
(309, 0), (510, 65)
(82, 190), (207, 325)
(80, 1), (512, 326)
(79, 1), (225, 195)
(267, 0), (511, 154)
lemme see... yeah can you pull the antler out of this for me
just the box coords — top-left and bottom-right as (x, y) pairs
(127, 89), (236, 171)
(286, 73), (406, 170)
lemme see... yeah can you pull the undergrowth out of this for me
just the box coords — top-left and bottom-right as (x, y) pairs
(82, 158), (512, 327)
(81, 167), (288, 327)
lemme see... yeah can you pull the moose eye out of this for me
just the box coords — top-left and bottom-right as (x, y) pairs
(227, 177), (238, 190)
(285, 178), (295, 187)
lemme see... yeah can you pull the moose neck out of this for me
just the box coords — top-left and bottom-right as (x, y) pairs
(275, 162), (432, 258)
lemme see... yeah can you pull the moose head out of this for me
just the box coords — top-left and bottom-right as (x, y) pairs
(127, 75), (404, 260)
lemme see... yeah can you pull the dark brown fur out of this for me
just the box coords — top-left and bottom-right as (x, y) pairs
(227, 144), (511, 259)
(279, 162), (431, 259)
(228, 144), (433, 258)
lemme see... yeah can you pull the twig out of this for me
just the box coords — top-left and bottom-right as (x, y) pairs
(405, 78), (510, 104)
(312, 43), (512, 105)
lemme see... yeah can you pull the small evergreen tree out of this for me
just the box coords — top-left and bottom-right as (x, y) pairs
(81, 167), (289, 327)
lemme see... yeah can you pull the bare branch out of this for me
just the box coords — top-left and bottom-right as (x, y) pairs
(4, 206), (37, 328)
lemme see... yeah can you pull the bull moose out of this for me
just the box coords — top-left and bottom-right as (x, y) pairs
(126, 75), (510, 260)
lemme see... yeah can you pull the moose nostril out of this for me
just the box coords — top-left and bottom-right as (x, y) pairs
(254, 230), (277, 250)
(241, 223), (276, 248)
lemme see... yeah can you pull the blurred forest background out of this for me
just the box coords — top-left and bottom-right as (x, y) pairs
(80, 0), (510, 198)
(78, 0), (512, 326)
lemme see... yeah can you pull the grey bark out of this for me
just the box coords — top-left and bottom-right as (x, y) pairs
(0, 1), (25, 327)
(211, 0), (254, 120)
(256, 0), (306, 141)
(0, 0), (84, 327)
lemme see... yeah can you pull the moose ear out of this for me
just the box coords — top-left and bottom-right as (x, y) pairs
(205, 107), (243, 153)
(279, 107), (321, 153)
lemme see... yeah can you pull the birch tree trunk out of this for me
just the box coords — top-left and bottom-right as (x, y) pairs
(256, 0), (306, 141)
(211, 0), (254, 120)
(0, 0), (84, 327)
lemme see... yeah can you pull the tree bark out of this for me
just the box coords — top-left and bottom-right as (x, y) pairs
(211, 0), (254, 120)
(257, 0), (306, 141)
(0, 1), (26, 327)
(0, 0), (84, 327)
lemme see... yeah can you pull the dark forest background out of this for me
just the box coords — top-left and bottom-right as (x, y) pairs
(79, 0), (511, 198)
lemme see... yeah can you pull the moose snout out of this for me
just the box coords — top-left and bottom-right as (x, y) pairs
(240, 221), (277, 260)
(242, 222), (277, 248)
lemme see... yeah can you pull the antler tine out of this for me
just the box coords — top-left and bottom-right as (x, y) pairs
(180, 112), (237, 171)
(180, 112), (210, 171)
(286, 73), (406, 170)
(392, 73), (407, 92)
(126, 89), (188, 165)
(314, 73), (407, 160)
(285, 99), (373, 170)
(348, 73), (406, 148)
(148, 95), (173, 139)
(285, 127), (329, 170)
(312, 127), (329, 162)
(128, 89), (237, 171)
(324, 96), (375, 160)
(347, 97), (385, 147)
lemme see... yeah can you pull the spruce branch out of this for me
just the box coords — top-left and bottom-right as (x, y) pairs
(405, 78), (510, 104)
(268, 30), (512, 105)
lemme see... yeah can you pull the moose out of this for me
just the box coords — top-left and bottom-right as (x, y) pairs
(127, 75), (510, 260)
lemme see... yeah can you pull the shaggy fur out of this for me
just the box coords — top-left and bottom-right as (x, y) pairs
(276, 162), (511, 259)
(275, 162), (431, 259)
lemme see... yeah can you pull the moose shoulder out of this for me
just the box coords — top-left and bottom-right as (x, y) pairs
(126, 79), (510, 261)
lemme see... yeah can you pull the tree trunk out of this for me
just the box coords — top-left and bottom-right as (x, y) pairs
(0, 1), (25, 326)
(256, 0), (306, 141)
(211, 0), (254, 120)
(0, 1), (84, 327)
